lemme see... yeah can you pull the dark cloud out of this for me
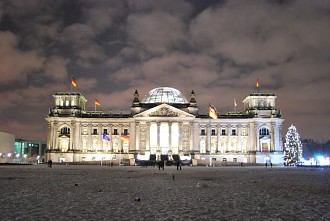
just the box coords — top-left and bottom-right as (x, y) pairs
(0, 0), (329, 141)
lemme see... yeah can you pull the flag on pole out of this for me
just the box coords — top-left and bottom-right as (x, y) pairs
(102, 133), (110, 141)
(256, 78), (260, 88)
(121, 134), (130, 141)
(95, 99), (101, 106)
(209, 103), (218, 119)
(71, 77), (77, 87)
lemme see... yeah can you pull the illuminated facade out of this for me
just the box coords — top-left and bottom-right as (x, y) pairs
(46, 87), (284, 165)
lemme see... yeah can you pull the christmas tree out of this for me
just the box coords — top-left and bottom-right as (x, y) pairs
(284, 124), (303, 166)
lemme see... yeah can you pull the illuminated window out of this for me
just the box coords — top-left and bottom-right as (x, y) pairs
(242, 128), (247, 136)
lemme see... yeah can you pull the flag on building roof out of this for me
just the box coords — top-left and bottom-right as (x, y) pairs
(256, 78), (260, 88)
(102, 133), (110, 141)
(209, 103), (218, 119)
(71, 77), (77, 87)
(121, 134), (130, 141)
(95, 99), (101, 106)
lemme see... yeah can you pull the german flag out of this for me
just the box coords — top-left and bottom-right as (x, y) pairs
(209, 103), (218, 119)
(95, 99), (101, 106)
(71, 77), (77, 87)
(121, 134), (130, 141)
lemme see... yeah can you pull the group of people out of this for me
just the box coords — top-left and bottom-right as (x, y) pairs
(156, 160), (182, 170)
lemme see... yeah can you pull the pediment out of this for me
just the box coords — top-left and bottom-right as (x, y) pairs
(133, 104), (195, 118)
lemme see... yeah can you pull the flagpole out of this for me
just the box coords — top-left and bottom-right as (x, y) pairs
(209, 117), (212, 167)
(234, 98), (237, 112)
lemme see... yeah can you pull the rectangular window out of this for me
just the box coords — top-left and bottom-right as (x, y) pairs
(201, 129), (206, 135)
(103, 129), (108, 135)
(233, 158), (237, 162)
(83, 128), (88, 135)
(93, 129), (97, 135)
(124, 129), (129, 135)
(232, 129), (236, 136)
(211, 129), (216, 136)
(221, 129), (226, 136)
(113, 129), (118, 135)
(223, 158), (227, 162)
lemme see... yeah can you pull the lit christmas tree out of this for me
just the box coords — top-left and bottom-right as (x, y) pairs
(284, 124), (303, 166)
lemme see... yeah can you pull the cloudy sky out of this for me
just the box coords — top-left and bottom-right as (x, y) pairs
(0, 0), (329, 142)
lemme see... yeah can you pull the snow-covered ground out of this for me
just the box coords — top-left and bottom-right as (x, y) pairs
(0, 164), (329, 220)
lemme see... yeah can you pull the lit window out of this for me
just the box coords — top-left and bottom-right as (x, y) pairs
(242, 128), (247, 136)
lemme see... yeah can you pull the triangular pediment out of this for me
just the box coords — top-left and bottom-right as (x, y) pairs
(133, 104), (195, 118)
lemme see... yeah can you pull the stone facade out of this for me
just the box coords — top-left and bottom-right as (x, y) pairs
(46, 88), (284, 165)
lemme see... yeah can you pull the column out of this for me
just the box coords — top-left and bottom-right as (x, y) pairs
(271, 123), (275, 152)
(168, 122), (172, 151)
(217, 125), (221, 153)
(238, 125), (241, 153)
(88, 124), (92, 151)
(178, 122), (182, 152)
(157, 122), (161, 151)
(109, 124), (113, 152)
(130, 122), (136, 152)
(146, 122), (150, 151)
(135, 122), (140, 152)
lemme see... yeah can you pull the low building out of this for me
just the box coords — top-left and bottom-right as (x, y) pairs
(46, 87), (284, 165)
(0, 131), (15, 162)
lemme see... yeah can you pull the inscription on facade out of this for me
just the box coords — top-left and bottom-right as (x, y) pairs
(149, 107), (179, 117)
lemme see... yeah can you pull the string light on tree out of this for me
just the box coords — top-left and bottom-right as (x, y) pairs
(284, 124), (303, 166)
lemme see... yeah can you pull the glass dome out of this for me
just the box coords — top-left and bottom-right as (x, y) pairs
(141, 87), (189, 104)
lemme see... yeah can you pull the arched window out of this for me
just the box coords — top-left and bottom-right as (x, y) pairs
(60, 127), (70, 135)
(259, 128), (269, 136)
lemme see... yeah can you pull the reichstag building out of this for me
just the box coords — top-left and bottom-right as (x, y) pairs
(46, 87), (284, 165)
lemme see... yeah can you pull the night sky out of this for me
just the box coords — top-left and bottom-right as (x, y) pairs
(0, 0), (329, 142)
